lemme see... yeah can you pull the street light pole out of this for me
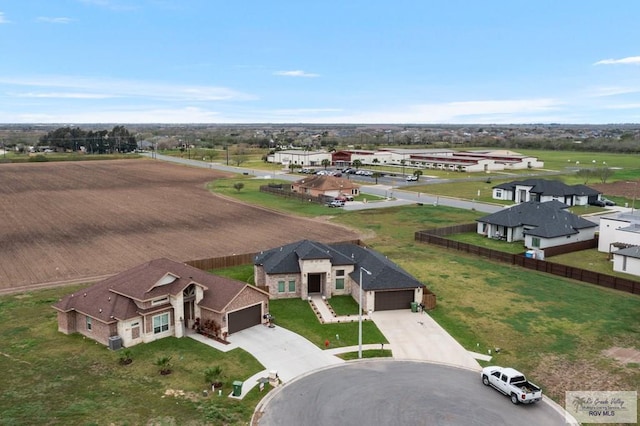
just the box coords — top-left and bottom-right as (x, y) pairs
(358, 266), (372, 359)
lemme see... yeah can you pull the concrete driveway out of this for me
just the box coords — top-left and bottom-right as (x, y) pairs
(370, 310), (482, 370)
(226, 325), (343, 383)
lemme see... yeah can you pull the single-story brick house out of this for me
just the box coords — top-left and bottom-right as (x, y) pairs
(254, 240), (425, 312)
(492, 178), (601, 206)
(476, 201), (598, 250)
(291, 175), (360, 199)
(53, 258), (269, 348)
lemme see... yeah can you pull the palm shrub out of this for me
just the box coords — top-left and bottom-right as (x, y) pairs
(155, 355), (173, 375)
(204, 365), (224, 388)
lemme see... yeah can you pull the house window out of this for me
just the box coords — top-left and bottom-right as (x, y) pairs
(496, 190), (502, 198)
(153, 313), (169, 334)
(336, 269), (345, 277)
(532, 237), (540, 248)
(335, 278), (345, 290)
(278, 281), (285, 293)
(86, 316), (92, 331)
(288, 280), (296, 292)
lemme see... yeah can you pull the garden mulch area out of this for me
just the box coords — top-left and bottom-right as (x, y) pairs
(0, 160), (359, 292)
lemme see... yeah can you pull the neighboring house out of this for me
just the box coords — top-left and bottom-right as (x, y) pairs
(254, 240), (425, 312)
(476, 201), (598, 250)
(612, 246), (640, 276)
(53, 258), (269, 348)
(291, 175), (360, 199)
(597, 211), (640, 254)
(492, 179), (600, 206)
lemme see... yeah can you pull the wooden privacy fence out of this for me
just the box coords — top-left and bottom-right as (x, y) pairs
(422, 289), (437, 310)
(415, 224), (640, 296)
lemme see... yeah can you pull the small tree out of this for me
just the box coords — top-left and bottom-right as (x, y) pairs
(321, 159), (331, 169)
(372, 172), (382, 184)
(596, 167), (614, 184)
(372, 158), (380, 168)
(204, 365), (224, 389)
(413, 170), (423, 181)
(155, 355), (173, 375)
(576, 168), (593, 184)
(233, 182), (245, 192)
(352, 159), (362, 170)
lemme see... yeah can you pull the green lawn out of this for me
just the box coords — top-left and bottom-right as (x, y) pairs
(327, 295), (361, 316)
(268, 298), (387, 349)
(5, 149), (640, 422)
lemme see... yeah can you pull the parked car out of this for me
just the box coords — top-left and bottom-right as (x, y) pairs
(481, 366), (542, 404)
(590, 199), (606, 207)
(602, 198), (616, 206)
(406, 175), (418, 181)
(326, 199), (345, 208)
(335, 194), (354, 202)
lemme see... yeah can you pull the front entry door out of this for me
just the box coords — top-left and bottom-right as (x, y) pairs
(308, 274), (321, 293)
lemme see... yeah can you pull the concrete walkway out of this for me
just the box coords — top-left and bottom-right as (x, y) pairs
(309, 295), (370, 323)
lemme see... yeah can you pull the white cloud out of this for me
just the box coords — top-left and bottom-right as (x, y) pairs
(0, 12), (10, 24)
(36, 17), (74, 24)
(0, 75), (256, 102)
(7, 106), (223, 124)
(587, 86), (640, 97)
(274, 70), (320, 78)
(308, 98), (562, 124)
(594, 56), (640, 65)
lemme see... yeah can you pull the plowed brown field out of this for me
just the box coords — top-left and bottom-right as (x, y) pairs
(0, 160), (359, 292)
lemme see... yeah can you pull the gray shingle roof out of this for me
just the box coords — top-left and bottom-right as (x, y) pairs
(493, 179), (600, 197)
(255, 240), (355, 274)
(256, 240), (423, 291)
(613, 246), (640, 259)
(477, 201), (597, 238)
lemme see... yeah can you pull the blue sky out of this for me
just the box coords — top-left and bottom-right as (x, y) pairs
(1, 0), (640, 124)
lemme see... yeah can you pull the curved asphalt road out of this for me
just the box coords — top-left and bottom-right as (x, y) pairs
(255, 360), (569, 426)
(144, 153), (504, 213)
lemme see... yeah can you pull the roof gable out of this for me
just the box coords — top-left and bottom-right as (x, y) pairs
(255, 240), (355, 274)
(54, 258), (260, 321)
(477, 201), (597, 238)
(493, 178), (600, 197)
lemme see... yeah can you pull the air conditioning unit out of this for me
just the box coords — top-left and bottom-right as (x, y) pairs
(108, 335), (122, 351)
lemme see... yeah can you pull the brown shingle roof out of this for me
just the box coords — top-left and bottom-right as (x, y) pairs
(53, 258), (265, 321)
(293, 175), (359, 191)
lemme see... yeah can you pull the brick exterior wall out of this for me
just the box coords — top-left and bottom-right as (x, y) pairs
(264, 273), (301, 299)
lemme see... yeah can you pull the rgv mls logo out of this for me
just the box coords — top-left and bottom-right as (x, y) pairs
(566, 391), (637, 424)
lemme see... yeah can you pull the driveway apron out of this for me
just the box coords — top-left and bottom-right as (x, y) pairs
(228, 325), (343, 383)
(371, 310), (481, 370)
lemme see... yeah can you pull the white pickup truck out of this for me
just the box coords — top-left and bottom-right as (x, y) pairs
(481, 366), (542, 404)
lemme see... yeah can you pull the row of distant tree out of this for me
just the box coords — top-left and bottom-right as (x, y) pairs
(38, 126), (137, 154)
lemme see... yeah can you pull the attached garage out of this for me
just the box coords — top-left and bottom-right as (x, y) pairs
(228, 304), (262, 334)
(374, 289), (415, 311)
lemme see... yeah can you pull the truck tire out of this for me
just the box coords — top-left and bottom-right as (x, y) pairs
(510, 393), (519, 404)
(482, 375), (490, 386)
